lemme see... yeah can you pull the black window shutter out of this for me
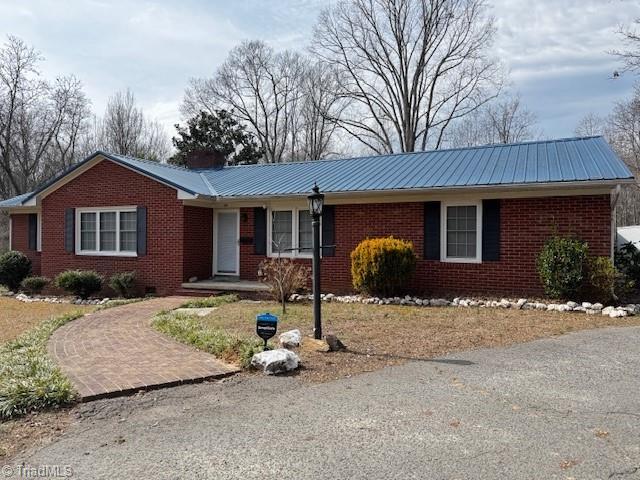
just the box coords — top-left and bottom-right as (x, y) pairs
(28, 214), (37, 251)
(254, 207), (267, 255)
(137, 206), (147, 256)
(64, 208), (75, 253)
(482, 199), (500, 261)
(424, 201), (441, 260)
(322, 205), (336, 257)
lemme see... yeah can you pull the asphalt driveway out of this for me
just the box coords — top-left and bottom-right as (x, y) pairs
(9, 326), (640, 479)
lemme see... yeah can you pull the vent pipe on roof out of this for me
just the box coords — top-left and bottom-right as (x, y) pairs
(184, 149), (227, 170)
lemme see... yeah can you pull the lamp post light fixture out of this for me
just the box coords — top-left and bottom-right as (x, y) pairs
(308, 183), (325, 340)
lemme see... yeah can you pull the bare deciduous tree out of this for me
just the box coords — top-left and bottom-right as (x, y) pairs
(574, 112), (605, 137)
(612, 18), (640, 74)
(310, 0), (502, 154)
(83, 89), (170, 161)
(446, 93), (538, 147)
(299, 62), (349, 160)
(184, 41), (305, 163)
(0, 36), (93, 249)
(608, 86), (640, 175)
(581, 88), (640, 226)
(184, 41), (348, 163)
(0, 36), (91, 197)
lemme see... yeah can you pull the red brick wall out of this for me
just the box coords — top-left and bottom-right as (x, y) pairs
(40, 160), (186, 296)
(9, 214), (41, 276)
(239, 195), (611, 296)
(183, 206), (213, 281)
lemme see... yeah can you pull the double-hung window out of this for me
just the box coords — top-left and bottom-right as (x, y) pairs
(441, 202), (482, 263)
(269, 208), (315, 257)
(77, 208), (137, 256)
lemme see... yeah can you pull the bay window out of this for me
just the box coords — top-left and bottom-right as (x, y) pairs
(76, 208), (137, 256)
(269, 208), (316, 257)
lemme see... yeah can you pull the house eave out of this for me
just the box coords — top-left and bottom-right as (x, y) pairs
(207, 178), (636, 203)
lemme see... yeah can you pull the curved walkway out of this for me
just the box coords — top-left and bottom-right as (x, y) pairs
(48, 297), (239, 401)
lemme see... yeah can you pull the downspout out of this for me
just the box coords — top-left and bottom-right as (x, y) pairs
(611, 185), (621, 260)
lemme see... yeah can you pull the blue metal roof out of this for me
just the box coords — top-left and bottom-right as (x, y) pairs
(200, 136), (633, 197)
(0, 192), (32, 207)
(0, 137), (634, 208)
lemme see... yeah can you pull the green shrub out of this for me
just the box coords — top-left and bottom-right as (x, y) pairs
(351, 237), (417, 297)
(20, 276), (50, 295)
(108, 271), (137, 298)
(615, 242), (640, 286)
(537, 236), (588, 299)
(55, 270), (104, 299)
(153, 312), (264, 368)
(181, 294), (240, 309)
(0, 311), (83, 419)
(582, 257), (616, 303)
(0, 251), (32, 291)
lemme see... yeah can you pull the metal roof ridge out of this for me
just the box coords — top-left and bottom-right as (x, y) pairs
(198, 172), (218, 197)
(202, 136), (606, 171)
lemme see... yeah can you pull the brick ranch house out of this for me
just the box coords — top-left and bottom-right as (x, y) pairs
(0, 136), (634, 297)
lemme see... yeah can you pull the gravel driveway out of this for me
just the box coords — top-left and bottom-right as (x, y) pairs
(8, 326), (640, 479)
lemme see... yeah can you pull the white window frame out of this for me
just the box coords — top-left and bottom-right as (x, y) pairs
(440, 200), (482, 264)
(267, 207), (318, 259)
(75, 206), (137, 257)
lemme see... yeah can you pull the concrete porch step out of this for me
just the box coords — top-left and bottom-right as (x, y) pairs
(181, 279), (269, 293)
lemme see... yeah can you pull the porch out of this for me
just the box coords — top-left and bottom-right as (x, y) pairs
(181, 277), (269, 293)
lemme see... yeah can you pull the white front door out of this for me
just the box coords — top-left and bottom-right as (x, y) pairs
(215, 211), (239, 275)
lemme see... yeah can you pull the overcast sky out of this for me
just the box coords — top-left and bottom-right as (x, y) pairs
(0, 0), (638, 141)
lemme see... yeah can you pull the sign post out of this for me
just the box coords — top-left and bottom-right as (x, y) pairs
(256, 313), (278, 350)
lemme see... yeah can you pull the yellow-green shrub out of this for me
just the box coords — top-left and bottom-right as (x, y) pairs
(350, 237), (416, 297)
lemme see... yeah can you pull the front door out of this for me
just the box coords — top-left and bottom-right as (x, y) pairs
(215, 210), (239, 275)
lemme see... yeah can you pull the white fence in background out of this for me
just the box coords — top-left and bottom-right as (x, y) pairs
(617, 226), (640, 250)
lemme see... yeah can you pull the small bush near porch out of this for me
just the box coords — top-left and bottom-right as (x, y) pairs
(185, 300), (640, 383)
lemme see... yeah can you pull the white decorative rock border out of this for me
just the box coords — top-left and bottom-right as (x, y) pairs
(11, 293), (111, 306)
(289, 293), (640, 319)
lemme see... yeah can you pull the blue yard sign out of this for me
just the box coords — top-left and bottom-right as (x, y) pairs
(256, 313), (278, 349)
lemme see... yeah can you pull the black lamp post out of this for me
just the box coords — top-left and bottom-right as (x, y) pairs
(308, 183), (324, 340)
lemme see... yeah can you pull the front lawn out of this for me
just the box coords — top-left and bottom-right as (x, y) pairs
(184, 300), (640, 382)
(0, 298), (93, 344)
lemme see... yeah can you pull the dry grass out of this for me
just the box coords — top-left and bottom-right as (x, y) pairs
(0, 409), (72, 459)
(0, 298), (93, 344)
(200, 300), (640, 382)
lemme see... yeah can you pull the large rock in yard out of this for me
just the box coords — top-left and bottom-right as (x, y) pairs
(303, 338), (331, 353)
(251, 349), (300, 375)
(279, 329), (302, 348)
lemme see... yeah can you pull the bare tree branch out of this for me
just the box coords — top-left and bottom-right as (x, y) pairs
(311, 0), (502, 154)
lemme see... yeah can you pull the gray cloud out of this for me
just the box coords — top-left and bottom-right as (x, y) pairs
(0, 0), (637, 142)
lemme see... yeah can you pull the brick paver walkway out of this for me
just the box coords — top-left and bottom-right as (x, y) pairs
(48, 297), (239, 401)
